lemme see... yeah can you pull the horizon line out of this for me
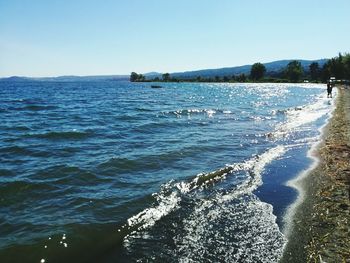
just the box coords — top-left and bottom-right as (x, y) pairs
(0, 57), (329, 79)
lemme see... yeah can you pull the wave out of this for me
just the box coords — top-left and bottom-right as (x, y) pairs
(135, 107), (157, 112)
(0, 180), (58, 197)
(8, 105), (58, 111)
(0, 145), (48, 157)
(174, 195), (286, 263)
(98, 144), (225, 174)
(31, 165), (99, 184)
(270, 95), (332, 139)
(122, 146), (287, 262)
(283, 91), (337, 237)
(162, 108), (233, 118)
(98, 157), (161, 174)
(29, 130), (93, 140)
(7, 125), (32, 131)
(0, 169), (14, 177)
(24, 105), (58, 111)
(121, 145), (286, 234)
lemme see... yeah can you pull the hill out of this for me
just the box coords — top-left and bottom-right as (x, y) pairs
(145, 59), (328, 79)
(0, 59), (329, 82)
(0, 75), (129, 82)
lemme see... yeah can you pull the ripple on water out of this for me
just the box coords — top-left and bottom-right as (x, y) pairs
(7, 105), (58, 111)
(0, 82), (329, 262)
(26, 130), (94, 140)
(31, 165), (100, 185)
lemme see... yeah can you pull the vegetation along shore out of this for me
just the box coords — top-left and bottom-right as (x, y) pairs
(130, 53), (350, 84)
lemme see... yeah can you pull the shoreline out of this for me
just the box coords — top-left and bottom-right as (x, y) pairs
(281, 86), (350, 262)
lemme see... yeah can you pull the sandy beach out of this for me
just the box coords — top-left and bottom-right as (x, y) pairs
(281, 86), (350, 263)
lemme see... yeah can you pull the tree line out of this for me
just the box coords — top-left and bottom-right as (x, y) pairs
(130, 53), (350, 83)
(314, 53), (350, 82)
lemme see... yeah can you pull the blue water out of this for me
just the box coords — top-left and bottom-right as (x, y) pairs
(0, 81), (332, 262)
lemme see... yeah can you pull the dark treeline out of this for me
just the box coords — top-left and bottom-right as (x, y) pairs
(318, 53), (350, 82)
(130, 53), (350, 83)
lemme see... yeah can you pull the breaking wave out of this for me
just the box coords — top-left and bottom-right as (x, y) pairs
(119, 146), (287, 262)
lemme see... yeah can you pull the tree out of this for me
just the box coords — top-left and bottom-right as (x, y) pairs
(329, 55), (345, 79)
(344, 53), (350, 80)
(130, 72), (139, 82)
(321, 63), (331, 82)
(309, 62), (320, 81)
(285, 61), (303, 82)
(320, 53), (350, 82)
(130, 72), (145, 82)
(237, 73), (247, 82)
(162, 73), (170, 82)
(250, 62), (266, 81)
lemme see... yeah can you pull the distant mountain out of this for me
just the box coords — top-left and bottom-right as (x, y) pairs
(0, 59), (329, 83)
(0, 76), (33, 82)
(145, 59), (328, 79)
(263, 59), (328, 73)
(0, 75), (129, 82)
(144, 72), (161, 77)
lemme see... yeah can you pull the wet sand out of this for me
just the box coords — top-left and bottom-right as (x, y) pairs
(281, 86), (350, 263)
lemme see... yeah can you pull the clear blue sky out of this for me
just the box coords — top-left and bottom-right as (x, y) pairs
(1, 0), (349, 77)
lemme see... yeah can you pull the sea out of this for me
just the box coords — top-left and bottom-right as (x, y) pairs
(0, 81), (334, 263)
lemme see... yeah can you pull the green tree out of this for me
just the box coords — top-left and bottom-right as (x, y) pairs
(309, 62), (320, 81)
(130, 72), (139, 82)
(329, 55), (345, 79)
(250, 62), (266, 81)
(344, 53), (350, 80)
(138, 74), (145, 81)
(321, 62), (331, 82)
(322, 53), (350, 81)
(162, 73), (170, 82)
(130, 72), (145, 82)
(285, 61), (303, 82)
(237, 73), (247, 82)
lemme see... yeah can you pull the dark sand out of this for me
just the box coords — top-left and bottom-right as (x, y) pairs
(281, 86), (350, 263)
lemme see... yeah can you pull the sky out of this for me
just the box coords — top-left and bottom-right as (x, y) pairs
(0, 0), (350, 77)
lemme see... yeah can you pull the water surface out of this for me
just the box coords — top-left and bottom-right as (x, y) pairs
(0, 81), (332, 262)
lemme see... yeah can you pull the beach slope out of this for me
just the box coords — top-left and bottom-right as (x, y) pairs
(281, 86), (350, 262)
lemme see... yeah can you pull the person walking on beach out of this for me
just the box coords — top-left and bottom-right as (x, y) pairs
(327, 81), (333, 98)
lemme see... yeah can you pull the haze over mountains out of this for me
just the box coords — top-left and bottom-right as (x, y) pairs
(0, 59), (328, 82)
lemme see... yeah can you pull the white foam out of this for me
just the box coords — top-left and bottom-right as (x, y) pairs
(125, 145), (286, 238)
(171, 108), (217, 117)
(274, 93), (335, 138)
(282, 88), (337, 238)
(123, 88), (330, 253)
(176, 194), (286, 263)
(127, 183), (181, 230)
(219, 145), (286, 203)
